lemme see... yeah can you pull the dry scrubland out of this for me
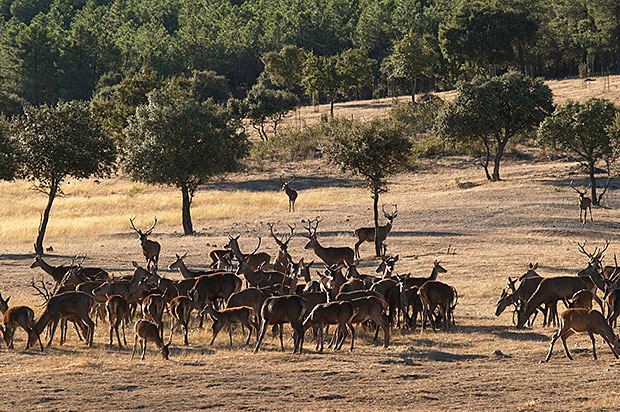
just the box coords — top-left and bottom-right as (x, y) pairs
(278, 75), (620, 131)
(3, 155), (620, 411)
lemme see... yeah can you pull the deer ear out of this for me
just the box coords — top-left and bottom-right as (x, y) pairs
(308, 260), (314, 268)
(132, 261), (139, 268)
(394, 255), (399, 262)
(533, 263), (538, 270)
(5, 297), (9, 304)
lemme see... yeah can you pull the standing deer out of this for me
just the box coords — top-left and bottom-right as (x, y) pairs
(130, 217), (161, 271)
(542, 308), (620, 362)
(280, 175), (298, 212)
(570, 181), (593, 224)
(354, 204), (397, 259)
(302, 217), (354, 266)
(168, 295), (194, 346)
(226, 235), (271, 272)
(202, 305), (257, 347)
(268, 222), (296, 274)
(106, 294), (129, 347)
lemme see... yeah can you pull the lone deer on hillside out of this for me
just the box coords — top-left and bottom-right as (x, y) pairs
(570, 181), (593, 224)
(280, 175), (298, 212)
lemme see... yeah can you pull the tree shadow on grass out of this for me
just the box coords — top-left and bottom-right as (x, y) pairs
(207, 176), (360, 192)
(453, 324), (548, 342)
(409, 350), (486, 362)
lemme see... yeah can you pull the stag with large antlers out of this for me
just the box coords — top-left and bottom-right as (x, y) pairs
(280, 175), (298, 212)
(130, 217), (161, 271)
(354, 204), (397, 259)
(268, 222), (296, 274)
(303, 217), (354, 266)
(570, 181), (593, 224)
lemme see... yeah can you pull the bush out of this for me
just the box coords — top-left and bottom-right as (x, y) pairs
(249, 123), (330, 161)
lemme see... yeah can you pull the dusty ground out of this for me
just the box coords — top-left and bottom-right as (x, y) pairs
(2, 156), (620, 411)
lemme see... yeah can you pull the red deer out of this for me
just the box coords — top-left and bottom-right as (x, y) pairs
(336, 295), (390, 348)
(542, 308), (620, 362)
(253, 295), (308, 353)
(280, 174), (298, 212)
(141, 293), (165, 338)
(30, 255), (109, 287)
(568, 290), (594, 309)
(188, 272), (243, 313)
(302, 217), (354, 266)
(302, 301), (356, 352)
(106, 295), (129, 347)
(0, 305), (44, 351)
(399, 284), (422, 329)
(354, 204), (397, 259)
(226, 235), (271, 272)
(516, 276), (589, 329)
(129, 217), (161, 271)
(202, 305), (257, 347)
(268, 222), (296, 274)
(209, 249), (233, 269)
(570, 180), (593, 224)
(131, 319), (170, 360)
(168, 253), (225, 279)
(401, 261), (447, 289)
(418, 281), (457, 332)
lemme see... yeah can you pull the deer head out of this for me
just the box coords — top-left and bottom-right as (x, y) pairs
(168, 252), (189, 271)
(279, 174), (296, 191)
(302, 217), (322, 248)
(382, 204), (398, 224)
(570, 180), (591, 200)
(577, 240), (610, 273)
(129, 217), (158, 244)
(267, 222), (295, 253)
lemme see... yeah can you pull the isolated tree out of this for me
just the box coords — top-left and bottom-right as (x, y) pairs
(325, 118), (413, 257)
(244, 81), (298, 140)
(14, 101), (117, 255)
(123, 83), (248, 235)
(435, 72), (553, 181)
(390, 30), (437, 102)
(538, 98), (619, 205)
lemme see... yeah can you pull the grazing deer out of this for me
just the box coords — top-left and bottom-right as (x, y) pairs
(542, 308), (620, 362)
(202, 305), (257, 347)
(418, 281), (457, 332)
(226, 235), (271, 272)
(570, 181), (593, 224)
(280, 174), (298, 212)
(268, 222), (296, 274)
(302, 217), (354, 266)
(131, 319), (170, 360)
(31, 291), (95, 349)
(516, 276), (589, 329)
(106, 295), (129, 347)
(0, 304), (44, 351)
(130, 217), (161, 271)
(354, 204), (397, 259)
(168, 296), (194, 346)
(254, 295), (308, 353)
(302, 301), (356, 352)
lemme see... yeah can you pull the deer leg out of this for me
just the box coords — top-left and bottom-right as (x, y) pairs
(543, 328), (562, 362)
(279, 324), (284, 351)
(587, 330), (597, 360)
(115, 319), (123, 347)
(168, 319), (176, 345)
(589, 206), (593, 222)
(210, 324), (221, 346)
(601, 333), (620, 358)
(229, 324), (234, 348)
(183, 321), (189, 346)
(131, 335), (138, 359)
(121, 319), (127, 346)
(348, 321), (355, 352)
(253, 320), (269, 353)
(319, 321), (324, 353)
(244, 320), (253, 346)
(141, 340), (147, 360)
(47, 319), (60, 348)
(560, 330), (575, 360)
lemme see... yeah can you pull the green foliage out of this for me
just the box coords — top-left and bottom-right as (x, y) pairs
(0, 90), (26, 117)
(0, 116), (18, 180)
(15, 100), (117, 191)
(434, 71), (553, 181)
(244, 80), (299, 141)
(122, 81), (248, 234)
(325, 117), (413, 194)
(538, 98), (619, 204)
(336, 48), (375, 99)
(262, 45), (305, 94)
(389, 30), (437, 98)
(190, 70), (231, 104)
(250, 123), (328, 162)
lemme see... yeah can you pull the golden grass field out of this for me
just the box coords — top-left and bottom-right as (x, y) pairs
(278, 74), (620, 133)
(2, 154), (620, 411)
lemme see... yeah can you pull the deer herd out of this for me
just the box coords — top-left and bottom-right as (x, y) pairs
(0, 211), (461, 360)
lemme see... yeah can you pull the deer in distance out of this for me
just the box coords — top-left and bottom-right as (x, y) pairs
(303, 217), (354, 266)
(354, 204), (397, 259)
(130, 217), (161, 271)
(570, 181), (593, 224)
(280, 174), (298, 212)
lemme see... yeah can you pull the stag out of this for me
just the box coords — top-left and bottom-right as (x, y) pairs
(302, 217), (354, 266)
(130, 217), (161, 271)
(168, 253), (224, 279)
(226, 235), (271, 272)
(570, 181), (593, 224)
(268, 222), (296, 273)
(280, 175), (298, 212)
(354, 204), (397, 259)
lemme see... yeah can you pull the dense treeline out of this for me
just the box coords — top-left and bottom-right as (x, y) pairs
(0, 0), (618, 107)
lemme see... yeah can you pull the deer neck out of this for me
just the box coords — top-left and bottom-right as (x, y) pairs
(37, 259), (63, 282)
(174, 260), (194, 279)
(228, 240), (245, 261)
(429, 266), (439, 280)
(34, 310), (53, 335)
(303, 269), (311, 283)
(309, 239), (330, 262)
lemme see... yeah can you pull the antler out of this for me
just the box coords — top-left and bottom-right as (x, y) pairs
(302, 217), (321, 238)
(267, 222), (285, 248)
(30, 276), (53, 306)
(570, 180), (586, 196)
(577, 241), (594, 259)
(596, 239), (611, 261)
(248, 236), (262, 258)
(288, 174), (296, 184)
(382, 203), (398, 219)
(129, 217), (140, 233)
(144, 217), (158, 235)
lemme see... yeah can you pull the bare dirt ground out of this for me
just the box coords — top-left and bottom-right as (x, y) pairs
(2, 156), (620, 411)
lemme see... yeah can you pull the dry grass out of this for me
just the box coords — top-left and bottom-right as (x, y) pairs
(269, 75), (620, 137)
(2, 157), (620, 410)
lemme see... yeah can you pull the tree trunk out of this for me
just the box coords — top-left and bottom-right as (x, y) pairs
(481, 139), (492, 181)
(330, 99), (334, 118)
(373, 189), (381, 257)
(35, 183), (58, 255)
(491, 140), (507, 181)
(411, 78), (416, 103)
(589, 161), (599, 205)
(181, 183), (193, 235)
